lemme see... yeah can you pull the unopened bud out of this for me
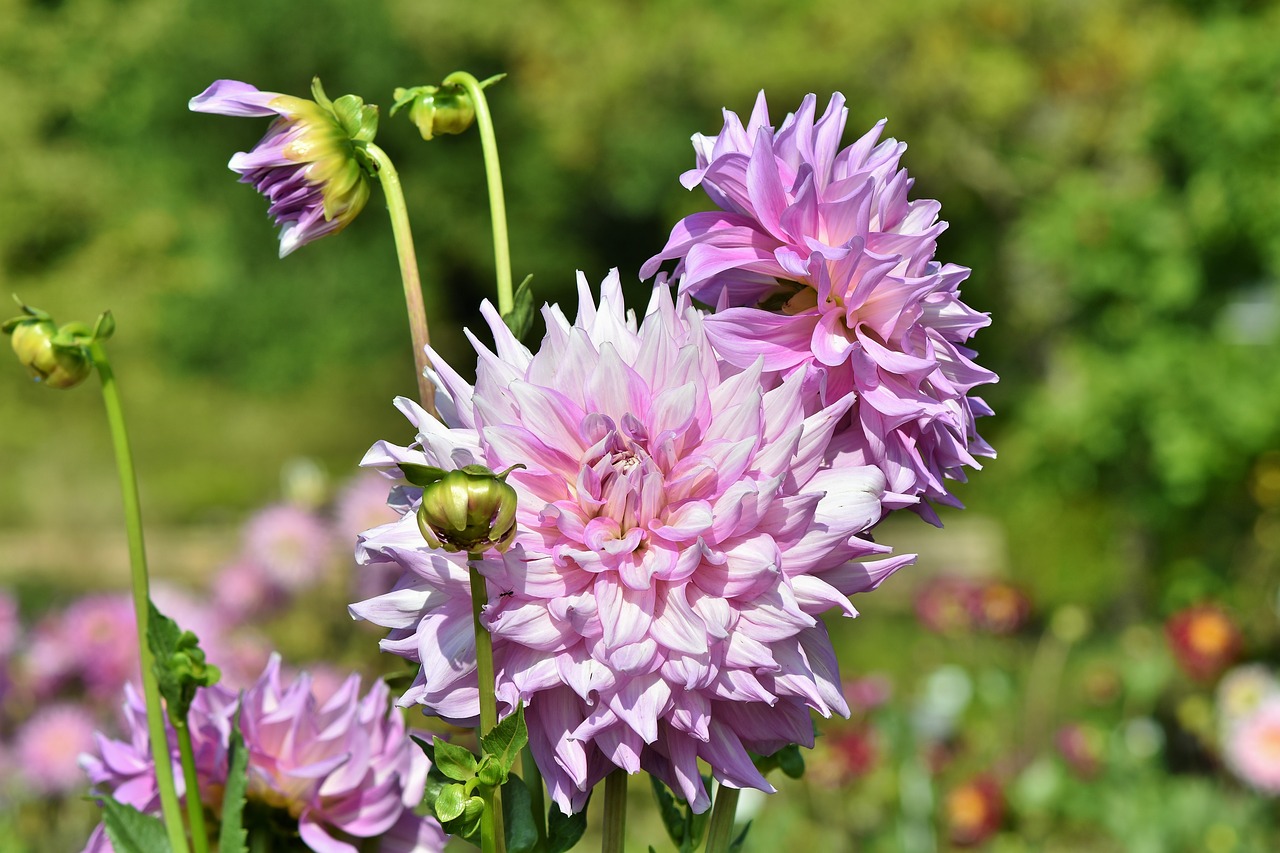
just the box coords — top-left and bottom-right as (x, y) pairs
(3, 301), (96, 389)
(404, 463), (521, 554)
(391, 85), (475, 141)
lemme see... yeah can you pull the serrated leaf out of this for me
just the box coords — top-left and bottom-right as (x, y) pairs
(480, 703), (527, 776)
(728, 819), (753, 853)
(400, 463), (448, 488)
(545, 796), (588, 853)
(501, 773), (538, 853)
(434, 783), (469, 822)
(218, 703), (249, 853)
(501, 275), (536, 341)
(100, 798), (172, 853)
(148, 602), (219, 723)
(432, 736), (480, 782)
(650, 776), (686, 846)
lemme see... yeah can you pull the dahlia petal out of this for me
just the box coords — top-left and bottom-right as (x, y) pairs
(701, 720), (775, 792)
(188, 80), (282, 117)
(703, 308), (817, 370)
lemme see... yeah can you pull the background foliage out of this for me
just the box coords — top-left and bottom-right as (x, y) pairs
(2, 0), (1280, 849)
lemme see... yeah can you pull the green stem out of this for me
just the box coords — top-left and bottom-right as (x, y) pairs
(521, 744), (547, 849)
(442, 71), (514, 315)
(601, 769), (627, 853)
(703, 785), (740, 853)
(364, 142), (437, 417)
(90, 341), (190, 853)
(174, 720), (210, 853)
(468, 555), (505, 853)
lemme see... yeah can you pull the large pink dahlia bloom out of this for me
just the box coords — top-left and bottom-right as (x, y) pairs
(351, 272), (914, 813)
(642, 93), (996, 517)
(81, 655), (443, 853)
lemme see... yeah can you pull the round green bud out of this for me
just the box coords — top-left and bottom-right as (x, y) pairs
(393, 85), (475, 141)
(416, 465), (519, 554)
(7, 318), (91, 388)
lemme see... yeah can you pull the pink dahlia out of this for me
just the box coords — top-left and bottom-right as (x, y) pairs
(351, 272), (914, 813)
(642, 93), (996, 518)
(81, 655), (443, 853)
(243, 503), (333, 590)
(25, 593), (138, 699)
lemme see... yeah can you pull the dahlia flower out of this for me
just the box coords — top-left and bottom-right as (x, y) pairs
(351, 272), (914, 813)
(1224, 694), (1280, 795)
(242, 503), (333, 590)
(190, 79), (375, 257)
(26, 593), (138, 699)
(81, 655), (444, 853)
(642, 93), (996, 517)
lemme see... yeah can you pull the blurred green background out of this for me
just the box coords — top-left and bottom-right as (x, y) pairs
(3, 0), (1280, 847)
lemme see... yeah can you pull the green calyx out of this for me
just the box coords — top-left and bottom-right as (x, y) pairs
(391, 74), (503, 141)
(403, 462), (524, 554)
(3, 296), (114, 389)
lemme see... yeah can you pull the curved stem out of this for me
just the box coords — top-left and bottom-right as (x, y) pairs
(703, 785), (740, 853)
(601, 769), (627, 853)
(442, 71), (514, 315)
(174, 720), (210, 853)
(468, 554), (505, 853)
(90, 341), (190, 853)
(365, 142), (437, 416)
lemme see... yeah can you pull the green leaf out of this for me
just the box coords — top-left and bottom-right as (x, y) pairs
(501, 275), (536, 342)
(400, 463), (448, 488)
(218, 703), (249, 853)
(545, 796), (589, 853)
(434, 783), (469, 823)
(411, 733), (436, 762)
(432, 736), (480, 782)
(776, 744), (805, 779)
(148, 602), (220, 723)
(501, 774), (538, 853)
(441, 795), (486, 845)
(650, 776), (686, 846)
(480, 703), (528, 777)
(100, 797), (172, 853)
(728, 819), (753, 853)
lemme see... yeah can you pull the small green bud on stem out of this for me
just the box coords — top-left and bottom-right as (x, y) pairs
(391, 75), (503, 141)
(3, 297), (113, 389)
(402, 462), (523, 553)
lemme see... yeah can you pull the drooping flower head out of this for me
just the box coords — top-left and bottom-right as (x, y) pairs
(642, 93), (996, 518)
(351, 272), (914, 813)
(190, 79), (377, 257)
(81, 655), (443, 853)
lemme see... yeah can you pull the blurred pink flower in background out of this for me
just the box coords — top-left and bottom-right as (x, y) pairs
(243, 503), (332, 590)
(0, 592), (18, 660)
(24, 594), (137, 700)
(944, 773), (1005, 847)
(1165, 604), (1242, 682)
(1224, 694), (1280, 795)
(15, 702), (97, 794)
(212, 557), (287, 621)
(1055, 723), (1105, 780)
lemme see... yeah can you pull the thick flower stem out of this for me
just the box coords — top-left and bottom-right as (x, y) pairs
(703, 785), (740, 853)
(89, 341), (190, 853)
(468, 554), (505, 853)
(174, 720), (210, 853)
(441, 71), (514, 316)
(365, 142), (437, 416)
(601, 769), (627, 853)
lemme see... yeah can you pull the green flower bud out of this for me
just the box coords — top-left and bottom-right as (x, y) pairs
(391, 85), (475, 141)
(3, 301), (95, 389)
(409, 463), (521, 554)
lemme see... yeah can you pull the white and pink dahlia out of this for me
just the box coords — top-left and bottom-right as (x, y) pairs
(81, 655), (443, 853)
(1224, 694), (1280, 795)
(351, 272), (914, 813)
(642, 93), (996, 518)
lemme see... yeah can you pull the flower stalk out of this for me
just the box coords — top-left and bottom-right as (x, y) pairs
(89, 339), (190, 853)
(441, 71), (514, 315)
(173, 718), (210, 853)
(364, 142), (437, 416)
(703, 785), (740, 853)
(468, 553), (505, 853)
(601, 769), (627, 853)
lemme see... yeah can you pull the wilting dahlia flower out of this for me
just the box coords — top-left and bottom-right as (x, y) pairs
(190, 80), (375, 257)
(81, 655), (443, 853)
(642, 93), (996, 518)
(351, 272), (914, 813)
